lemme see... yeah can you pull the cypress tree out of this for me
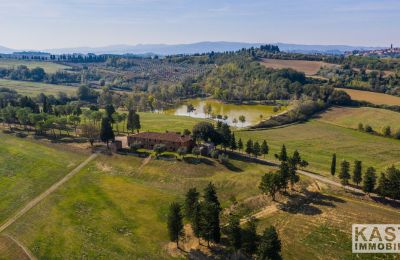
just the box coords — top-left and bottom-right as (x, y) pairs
(167, 202), (184, 248)
(275, 144), (287, 162)
(339, 160), (351, 186)
(230, 132), (237, 151)
(331, 153), (336, 176)
(100, 117), (115, 148)
(376, 172), (389, 198)
(253, 141), (261, 158)
(225, 214), (242, 251)
(261, 140), (269, 158)
(245, 139), (253, 156)
(184, 188), (199, 220)
(257, 226), (281, 260)
(363, 167), (377, 194)
(238, 138), (243, 152)
(352, 160), (362, 186)
(242, 217), (259, 257)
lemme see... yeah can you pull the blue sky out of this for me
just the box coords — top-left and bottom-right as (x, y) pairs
(0, 0), (399, 49)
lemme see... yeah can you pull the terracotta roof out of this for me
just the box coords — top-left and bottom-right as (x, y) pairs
(130, 132), (192, 143)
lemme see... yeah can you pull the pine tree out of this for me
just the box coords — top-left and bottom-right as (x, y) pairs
(167, 202), (184, 248)
(245, 139), (253, 156)
(242, 217), (259, 257)
(203, 182), (221, 210)
(278, 161), (290, 191)
(363, 167), (377, 194)
(253, 141), (261, 158)
(100, 117), (115, 148)
(225, 214), (242, 251)
(376, 172), (389, 198)
(191, 201), (202, 242)
(184, 188), (199, 220)
(259, 172), (281, 201)
(261, 140), (269, 158)
(230, 133), (237, 151)
(352, 160), (362, 186)
(200, 200), (221, 246)
(339, 160), (351, 186)
(238, 138), (243, 152)
(331, 153), (337, 176)
(275, 144), (287, 161)
(257, 226), (281, 260)
(127, 110), (135, 133)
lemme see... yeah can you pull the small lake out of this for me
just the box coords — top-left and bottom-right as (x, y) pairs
(164, 99), (286, 127)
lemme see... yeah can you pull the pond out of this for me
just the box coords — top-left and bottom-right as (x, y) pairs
(164, 99), (286, 127)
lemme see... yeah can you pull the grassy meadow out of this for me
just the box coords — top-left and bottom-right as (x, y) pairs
(236, 120), (400, 177)
(338, 88), (400, 106)
(0, 59), (70, 73)
(0, 79), (77, 96)
(317, 106), (400, 132)
(5, 152), (275, 258)
(0, 133), (85, 223)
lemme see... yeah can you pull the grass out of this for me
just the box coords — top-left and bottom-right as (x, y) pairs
(0, 133), (85, 224)
(0, 79), (77, 96)
(317, 106), (400, 133)
(261, 58), (337, 76)
(338, 88), (400, 106)
(236, 120), (400, 177)
(5, 153), (275, 258)
(0, 59), (70, 73)
(256, 186), (400, 260)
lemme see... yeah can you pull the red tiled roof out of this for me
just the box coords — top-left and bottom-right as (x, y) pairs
(130, 132), (192, 143)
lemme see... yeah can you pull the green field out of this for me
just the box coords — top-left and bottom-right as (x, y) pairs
(236, 120), (400, 177)
(0, 79), (77, 96)
(0, 59), (70, 73)
(317, 106), (400, 133)
(4, 152), (275, 258)
(0, 133), (85, 223)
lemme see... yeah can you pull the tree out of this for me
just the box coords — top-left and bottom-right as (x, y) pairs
(275, 145), (287, 162)
(225, 214), (242, 252)
(352, 160), (362, 186)
(278, 161), (290, 191)
(242, 217), (259, 257)
(339, 160), (351, 186)
(261, 140), (269, 158)
(331, 153), (336, 176)
(167, 202), (184, 248)
(245, 139), (253, 156)
(200, 200), (221, 246)
(383, 126), (391, 137)
(230, 132), (237, 151)
(184, 188), (199, 220)
(363, 167), (377, 194)
(259, 172), (281, 201)
(238, 138), (243, 152)
(105, 104), (115, 122)
(257, 226), (281, 260)
(253, 141), (261, 158)
(100, 117), (115, 148)
(385, 166), (400, 200)
(68, 115), (81, 136)
(191, 201), (202, 242)
(376, 172), (390, 198)
(239, 115), (246, 126)
(192, 146), (201, 158)
(132, 112), (141, 133)
(127, 110), (140, 133)
(204, 182), (221, 209)
(192, 122), (215, 143)
(186, 103), (195, 116)
(177, 147), (187, 159)
(183, 129), (191, 136)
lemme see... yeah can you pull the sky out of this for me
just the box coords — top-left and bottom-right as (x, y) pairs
(0, 0), (399, 50)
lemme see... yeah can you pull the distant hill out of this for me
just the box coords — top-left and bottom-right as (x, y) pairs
(1, 42), (384, 56)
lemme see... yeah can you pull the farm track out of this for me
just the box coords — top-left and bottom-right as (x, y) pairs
(0, 153), (98, 233)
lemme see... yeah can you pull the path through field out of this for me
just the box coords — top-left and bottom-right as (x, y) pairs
(0, 153), (98, 233)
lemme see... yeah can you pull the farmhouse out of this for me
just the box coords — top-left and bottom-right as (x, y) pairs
(127, 132), (195, 152)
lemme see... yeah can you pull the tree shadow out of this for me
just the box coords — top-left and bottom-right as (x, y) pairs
(183, 157), (216, 166)
(225, 151), (277, 167)
(279, 190), (345, 216)
(222, 161), (243, 172)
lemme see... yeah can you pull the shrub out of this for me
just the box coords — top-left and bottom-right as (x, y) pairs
(218, 153), (229, 164)
(358, 123), (364, 131)
(130, 141), (142, 152)
(394, 129), (400, 139)
(364, 124), (373, 133)
(2, 129), (13, 134)
(210, 149), (220, 159)
(382, 126), (392, 137)
(15, 132), (28, 138)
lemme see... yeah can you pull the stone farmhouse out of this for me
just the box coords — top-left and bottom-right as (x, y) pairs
(127, 132), (195, 152)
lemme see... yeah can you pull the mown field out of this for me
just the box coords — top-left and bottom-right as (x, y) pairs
(0, 133), (85, 224)
(4, 152), (275, 258)
(0, 79), (77, 96)
(338, 88), (400, 106)
(0, 59), (70, 73)
(317, 106), (400, 132)
(256, 184), (400, 260)
(261, 58), (337, 76)
(236, 120), (400, 178)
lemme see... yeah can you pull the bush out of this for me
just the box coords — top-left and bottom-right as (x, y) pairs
(382, 126), (392, 137)
(364, 124), (373, 133)
(394, 129), (400, 139)
(15, 132), (28, 138)
(358, 123), (364, 131)
(210, 149), (220, 159)
(218, 153), (229, 164)
(2, 129), (13, 134)
(130, 141), (142, 152)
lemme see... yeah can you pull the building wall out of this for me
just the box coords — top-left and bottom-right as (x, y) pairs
(127, 136), (194, 152)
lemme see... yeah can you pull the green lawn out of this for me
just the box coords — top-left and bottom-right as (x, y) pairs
(0, 133), (85, 223)
(0, 79), (77, 97)
(316, 106), (400, 133)
(0, 59), (70, 74)
(236, 120), (400, 177)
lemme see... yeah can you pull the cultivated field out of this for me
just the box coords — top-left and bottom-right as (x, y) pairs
(261, 58), (337, 76)
(0, 133), (85, 224)
(0, 79), (77, 96)
(236, 120), (400, 177)
(317, 106), (400, 132)
(0, 59), (70, 73)
(338, 88), (400, 106)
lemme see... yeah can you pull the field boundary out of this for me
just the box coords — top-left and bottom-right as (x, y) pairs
(3, 234), (36, 260)
(0, 153), (98, 233)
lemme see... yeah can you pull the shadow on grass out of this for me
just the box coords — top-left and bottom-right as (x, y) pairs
(225, 151), (277, 167)
(222, 161), (243, 172)
(183, 157), (216, 166)
(279, 190), (345, 216)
